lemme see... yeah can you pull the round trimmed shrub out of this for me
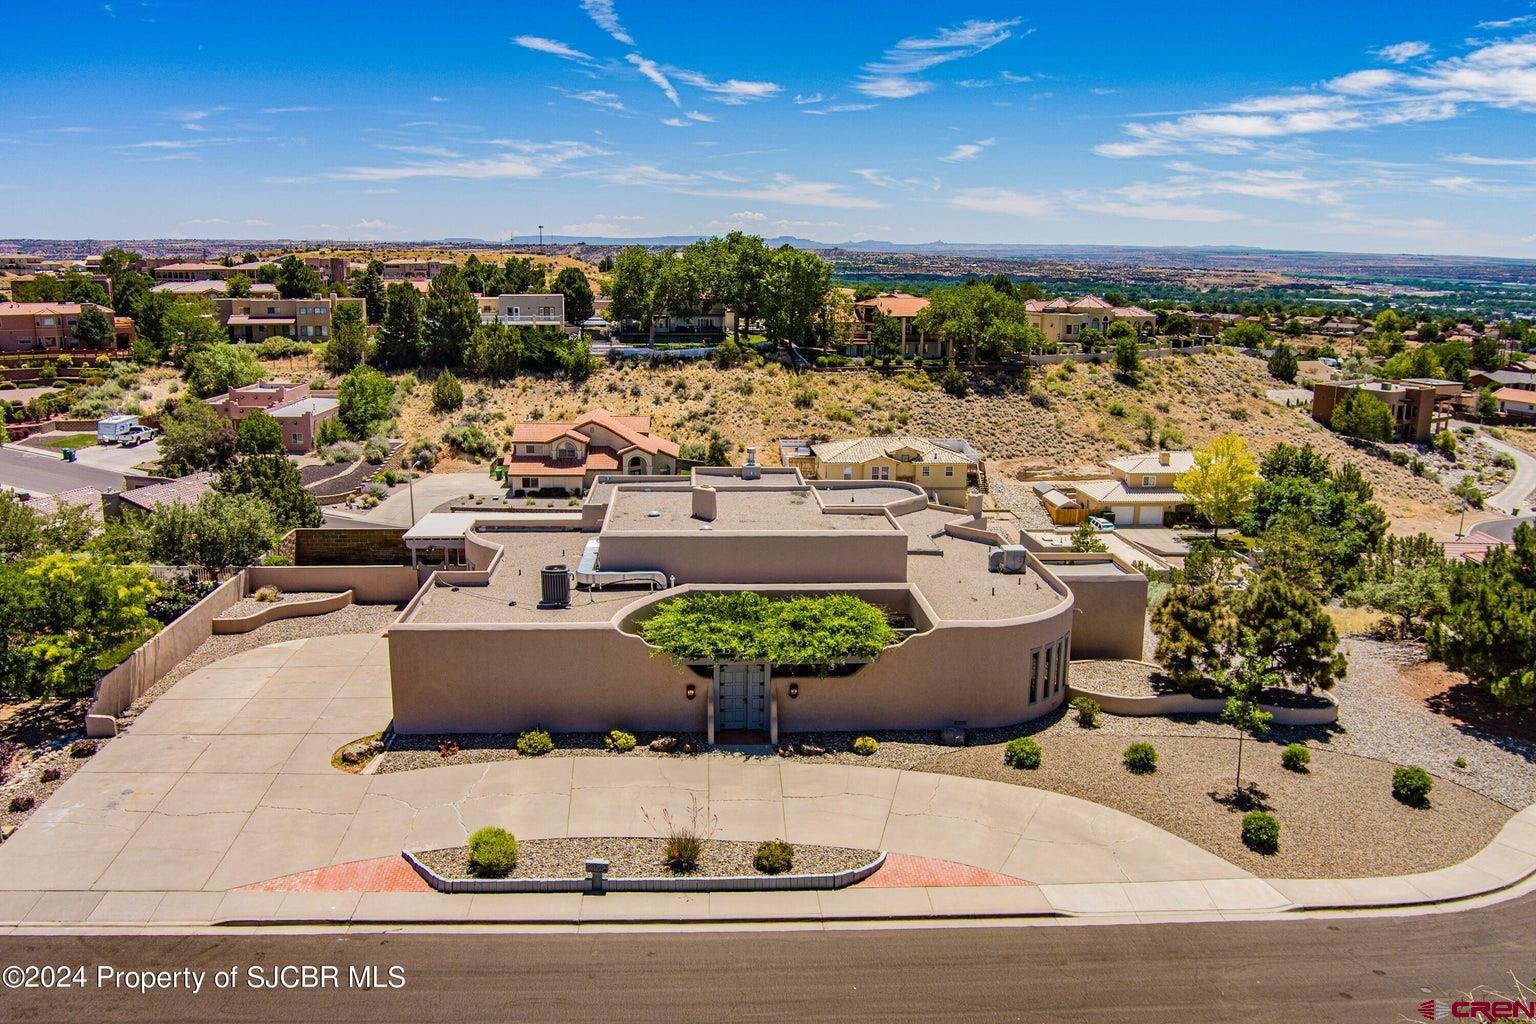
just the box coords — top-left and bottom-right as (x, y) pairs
(1240, 811), (1280, 854)
(466, 826), (518, 878)
(753, 840), (795, 875)
(1280, 743), (1311, 773)
(1003, 736), (1041, 770)
(516, 729), (554, 757)
(1123, 742), (1158, 774)
(851, 736), (878, 756)
(605, 729), (636, 752)
(1392, 765), (1433, 806)
(1070, 696), (1101, 728)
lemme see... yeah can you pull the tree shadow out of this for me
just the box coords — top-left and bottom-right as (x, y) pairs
(1208, 782), (1272, 813)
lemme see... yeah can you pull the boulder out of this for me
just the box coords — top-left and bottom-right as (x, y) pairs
(796, 742), (826, 757)
(649, 736), (678, 753)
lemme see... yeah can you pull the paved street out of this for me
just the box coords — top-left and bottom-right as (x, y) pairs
(322, 471), (506, 527)
(71, 437), (160, 474)
(0, 444), (126, 495)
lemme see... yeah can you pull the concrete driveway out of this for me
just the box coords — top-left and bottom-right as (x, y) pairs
(0, 633), (1267, 926)
(0, 443), (127, 494)
(1479, 431), (1536, 514)
(72, 437), (160, 474)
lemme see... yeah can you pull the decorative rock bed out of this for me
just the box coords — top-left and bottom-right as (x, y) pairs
(212, 590), (354, 634)
(1069, 659), (1338, 726)
(407, 839), (884, 894)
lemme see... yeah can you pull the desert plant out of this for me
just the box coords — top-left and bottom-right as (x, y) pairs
(1280, 743), (1311, 772)
(753, 839), (795, 875)
(1454, 756), (1468, 769)
(1123, 742), (1158, 774)
(941, 367), (968, 397)
(605, 729), (637, 753)
(645, 794), (717, 874)
(466, 825), (519, 877)
(70, 739), (97, 758)
(253, 585), (282, 603)
(9, 794), (36, 813)
(1241, 811), (1280, 854)
(1003, 736), (1041, 769)
(40, 766), (61, 783)
(851, 735), (878, 756)
(1070, 696), (1101, 728)
(516, 728), (554, 757)
(1392, 765), (1433, 806)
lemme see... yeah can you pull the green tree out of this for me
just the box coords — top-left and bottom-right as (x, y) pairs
(763, 246), (833, 348)
(336, 365), (395, 438)
(501, 256), (546, 293)
(74, 304), (115, 349)
(551, 266), (595, 325)
(1242, 571), (1346, 694)
(375, 282), (424, 368)
(146, 490), (277, 579)
(1344, 534), (1452, 638)
(432, 370), (464, 412)
(1162, 311), (1194, 340)
(1218, 631), (1276, 801)
(0, 491), (44, 563)
(1112, 333), (1142, 379)
(1477, 386), (1500, 421)
(158, 295), (227, 367)
(1267, 341), (1299, 383)
(275, 255), (323, 299)
(1151, 581), (1238, 691)
(159, 397), (237, 475)
(186, 342), (263, 398)
(720, 231), (771, 343)
(235, 409), (283, 455)
(423, 266), (478, 366)
(1223, 321), (1269, 349)
(1176, 434), (1259, 538)
(467, 321), (524, 379)
(354, 260), (386, 324)
(224, 273), (251, 299)
(870, 310), (903, 360)
(215, 454), (321, 530)
(1069, 522), (1107, 552)
(1428, 524), (1536, 705)
(608, 246), (668, 342)
(1329, 387), (1395, 442)
(324, 301), (369, 373)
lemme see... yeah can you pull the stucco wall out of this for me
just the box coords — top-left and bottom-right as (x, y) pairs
(597, 530), (910, 585)
(244, 564), (420, 603)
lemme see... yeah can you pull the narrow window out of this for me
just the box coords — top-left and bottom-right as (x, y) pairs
(1042, 645), (1052, 700)
(1029, 648), (1039, 703)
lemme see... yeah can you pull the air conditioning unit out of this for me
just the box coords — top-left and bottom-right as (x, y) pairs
(987, 545), (1029, 574)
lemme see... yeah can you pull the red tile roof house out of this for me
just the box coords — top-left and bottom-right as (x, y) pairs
(206, 381), (340, 453)
(498, 409), (681, 496)
(1492, 386), (1536, 422)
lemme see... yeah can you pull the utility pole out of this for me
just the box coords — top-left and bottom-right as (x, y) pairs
(538, 225), (544, 246)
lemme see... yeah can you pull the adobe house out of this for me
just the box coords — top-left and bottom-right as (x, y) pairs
(387, 467), (1147, 744)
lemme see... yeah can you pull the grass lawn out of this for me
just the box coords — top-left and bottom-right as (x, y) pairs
(31, 432), (97, 451)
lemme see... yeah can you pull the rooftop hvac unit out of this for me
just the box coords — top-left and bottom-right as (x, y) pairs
(988, 545), (1029, 574)
(538, 564), (571, 609)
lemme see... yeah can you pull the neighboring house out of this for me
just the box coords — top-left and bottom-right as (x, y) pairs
(1469, 369), (1536, 392)
(151, 262), (229, 282)
(214, 295), (364, 343)
(614, 304), (728, 343)
(386, 465), (1148, 740)
(0, 301), (134, 353)
(1047, 450), (1195, 527)
(499, 409), (681, 495)
(1492, 387), (1536, 421)
(845, 292), (938, 359)
(22, 486), (105, 529)
(1024, 295), (1156, 345)
(206, 381), (339, 453)
(151, 280), (278, 298)
(781, 435), (982, 507)
(477, 293), (566, 327)
(1310, 378), (1461, 442)
(115, 472), (214, 515)
(381, 258), (449, 281)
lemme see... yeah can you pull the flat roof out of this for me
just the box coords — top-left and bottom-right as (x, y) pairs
(606, 486), (896, 533)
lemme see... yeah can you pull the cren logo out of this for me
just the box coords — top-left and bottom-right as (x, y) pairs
(1422, 1000), (1451, 1020)
(1418, 1000), (1536, 1020)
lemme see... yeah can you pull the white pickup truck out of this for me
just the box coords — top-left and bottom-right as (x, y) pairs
(119, 426), (158, 448)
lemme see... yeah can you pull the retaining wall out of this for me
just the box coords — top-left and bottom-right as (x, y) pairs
(1068, 661), (1338, 726)
(212, 590), (353, 634)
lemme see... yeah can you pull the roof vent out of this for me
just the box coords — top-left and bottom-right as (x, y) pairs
(647, 509), (661, 517)
(1158, 451), (1171, 466)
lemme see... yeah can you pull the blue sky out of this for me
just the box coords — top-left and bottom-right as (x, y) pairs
(6, 1), (1536, 257)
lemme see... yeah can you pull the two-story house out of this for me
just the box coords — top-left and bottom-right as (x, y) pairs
(844, 292), (939, 360)
(0, 301), (135, 353)
(214, 295), (364, 344)
(1023, 295), (1157, 345)
(204, 381), (340, 453)
(780, 435), (982, 507)
(1047, 450), (1194, 527)
(477, 293), (566, 328)
(500, 409), (680, 495)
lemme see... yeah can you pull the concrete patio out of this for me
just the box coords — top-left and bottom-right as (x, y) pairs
(0, 633), (1533, 929)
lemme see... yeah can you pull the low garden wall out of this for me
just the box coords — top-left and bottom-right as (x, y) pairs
(1067, 660), (1338, 726)
(212, 590), (353, 635)
(245, 564), (420, 603)
(85, 573), (246, 737)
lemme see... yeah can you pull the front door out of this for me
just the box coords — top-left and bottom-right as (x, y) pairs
(715, 663), (769, 732)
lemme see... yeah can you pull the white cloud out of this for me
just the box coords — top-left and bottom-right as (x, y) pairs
(696, 173), (886, 209)
(331, 140), (605, 182)
(1374, 40), (1431, 64)
(352, 218), (397, 232)
(262, 105), (321, 114)
(627, 54), (679, 105)
(948, 187), (1052, 217)
(585, 163), (701, 186)
(661, 117), (689, 127)
(801, 103), (876, 115)
(794, 92), (825, 105)
(1478, 15), (1536, 29)
(376, 144), (464, 158)
(1447, 151), (1536, 165)
(1073, 199), (1243, 222)
(242, 219), (270, 227)
(514, 35), (595, 63)
(430, 95), (448, 103)
(671, 68), (781, 104)
(686, 110), (715, 122)
(941, 137), (995, 162)
(581, 0), (634, 46)
(567, 89), (626, 111)
(182, 217), (228, 226)
(855, 18), (1022, 99)
(851, 168), (940, 190)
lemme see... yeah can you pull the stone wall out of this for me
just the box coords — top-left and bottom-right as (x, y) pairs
(294, 527), (408, 566)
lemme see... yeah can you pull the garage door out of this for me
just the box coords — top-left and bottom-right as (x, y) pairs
(1111, 505), (1135, 525)
(1138, 505), (1164, 526)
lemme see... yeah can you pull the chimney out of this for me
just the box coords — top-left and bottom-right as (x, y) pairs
(1158, 451), (1171, 466)
(691, 486), (717, 522)
(967, 490), (984, 520)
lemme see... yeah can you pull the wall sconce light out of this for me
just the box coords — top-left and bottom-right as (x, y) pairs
(685, 683), (697, 701)
(788, 682), (800, 699)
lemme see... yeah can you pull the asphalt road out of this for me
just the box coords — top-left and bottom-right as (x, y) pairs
(1, 894), (1530, 1022)
(0, 445), (125, 495)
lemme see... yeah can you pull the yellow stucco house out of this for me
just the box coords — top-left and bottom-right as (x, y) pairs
(1042, 450), (1194, 527)
(779, 436), (982, 507)
(1023, 295), (1157, 346)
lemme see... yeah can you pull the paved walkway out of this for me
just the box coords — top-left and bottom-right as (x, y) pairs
(1, 633), (1534, 928)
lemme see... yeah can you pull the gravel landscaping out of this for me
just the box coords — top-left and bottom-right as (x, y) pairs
(415, 838), (877, 880)
(217, 591), (340, 619)
(915, 734), (1510, 879)
(375, 731), (712, 773)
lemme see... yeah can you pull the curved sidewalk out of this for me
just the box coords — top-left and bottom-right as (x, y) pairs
(0, 634), (1533, 928)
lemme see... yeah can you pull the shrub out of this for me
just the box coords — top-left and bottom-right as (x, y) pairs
(1280, 743), (1311, 772)
(431, 371), (464, 412)
(1070, 696), (1101, 728)
(253, 585), (282, 603)
(40, 766), (61, 783)
(790, 387), (817, 409)
(605, 729), (637, 752)
(1123, 742), (1158, 774)
(466, 826), (519, 878)
(941, 368), (968, 397)
(9, 794), (36, 813)
(1003, 736), (1041, 770)
(753, 839), (795, 875)
(852, 735), (878, 756)
(516, 728), (554, 756)
(442, 423), (496, 460)
(1392, 765), (1433, 806)
(1241, 811), (1280, 854)
(1454, 756), (1468, 769)
(70, 739), (98, 758)
(665, 833), (703, 873)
